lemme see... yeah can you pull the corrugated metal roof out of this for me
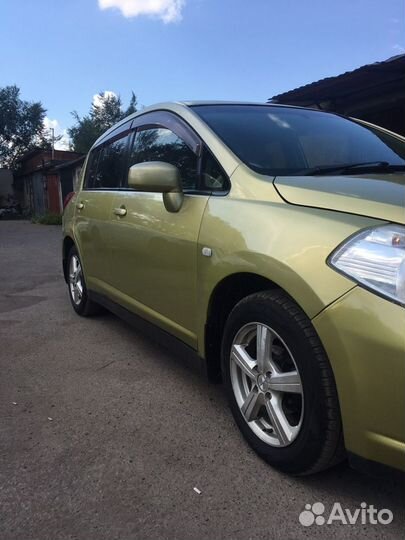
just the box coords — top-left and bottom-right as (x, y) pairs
(51, 155), (85, 170)
(269, 54), (405, 104)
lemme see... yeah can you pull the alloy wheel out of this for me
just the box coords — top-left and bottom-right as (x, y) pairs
(230, 322), (304, 447)
(69, 254), (84, 306)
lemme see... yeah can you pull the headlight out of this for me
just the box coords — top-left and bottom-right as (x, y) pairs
(329, 225), (405, 306)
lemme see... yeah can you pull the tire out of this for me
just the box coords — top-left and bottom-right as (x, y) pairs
(66, 246), (101, 317)
(221, 289), (345, 475)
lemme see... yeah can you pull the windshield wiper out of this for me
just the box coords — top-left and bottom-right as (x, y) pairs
(300, 161), (405, 176)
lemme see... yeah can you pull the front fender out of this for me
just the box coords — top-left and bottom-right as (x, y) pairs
(196, 195), (384, 356)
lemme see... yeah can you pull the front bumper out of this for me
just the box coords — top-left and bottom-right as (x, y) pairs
(313, 286), (405, 472)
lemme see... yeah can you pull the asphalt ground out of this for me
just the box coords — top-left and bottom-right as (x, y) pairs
(0, 220), (403, 540)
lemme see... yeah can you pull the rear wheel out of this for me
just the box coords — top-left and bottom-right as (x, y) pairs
(67, 246), (101, 316)
(222, 290), (344, 475)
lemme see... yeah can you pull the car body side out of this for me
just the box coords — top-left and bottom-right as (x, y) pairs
(63, 102), (405, 473)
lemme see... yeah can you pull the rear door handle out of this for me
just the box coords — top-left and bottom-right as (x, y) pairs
(114, 206), (127, 217)
(76, 202), (84, 210)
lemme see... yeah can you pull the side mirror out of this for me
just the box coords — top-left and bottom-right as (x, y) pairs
(128, 161), (184, 213)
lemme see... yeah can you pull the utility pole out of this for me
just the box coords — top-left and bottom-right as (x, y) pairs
(51, 128), (55, 160)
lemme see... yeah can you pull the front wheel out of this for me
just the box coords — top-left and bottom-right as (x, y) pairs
(221, 290), (344, 475)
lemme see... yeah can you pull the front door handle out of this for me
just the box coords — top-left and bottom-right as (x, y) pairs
(76, 202), (84, 210)
(114, 206), (127, 217)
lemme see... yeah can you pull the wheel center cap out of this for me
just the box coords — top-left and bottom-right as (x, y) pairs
(257, 373), (271, 392)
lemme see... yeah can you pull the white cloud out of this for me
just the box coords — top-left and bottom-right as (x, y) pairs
(392, 43), (405, 53)
(92, 90), (118, 108)
(98, 0), (185, 23)
(43, 117), (70, 151)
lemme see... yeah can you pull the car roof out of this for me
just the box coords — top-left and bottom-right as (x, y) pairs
(181, 100), (287, 107)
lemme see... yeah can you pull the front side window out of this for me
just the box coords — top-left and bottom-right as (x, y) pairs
(129, 127), (198, 190)
(192, 105), (405, 176)
(85, 133), (131, 189)
(201, 149), (228, 191)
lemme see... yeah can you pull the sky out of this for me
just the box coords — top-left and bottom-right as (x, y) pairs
(1, 0), (404, 148)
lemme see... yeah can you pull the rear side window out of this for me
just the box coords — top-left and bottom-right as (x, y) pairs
(84, 147), (101, 189)
(129, 127), (198, 190)
(84, 133), (131, 189)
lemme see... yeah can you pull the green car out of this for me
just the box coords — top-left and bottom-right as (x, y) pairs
(63, 102), (405, 476)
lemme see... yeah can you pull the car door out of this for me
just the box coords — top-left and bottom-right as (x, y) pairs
(74, 125), (132, 294)
(107, 112), (210, 347)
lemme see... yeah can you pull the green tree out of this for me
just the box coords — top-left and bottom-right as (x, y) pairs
(0, 85), (49, 168)
(68, 91), (138, 153)
(124, 92), (138, 117)
(67, 113), (100, 155)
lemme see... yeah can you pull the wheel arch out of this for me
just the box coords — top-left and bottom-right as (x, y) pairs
(62, 236), (75, 283)
(204, 272), (284, 381)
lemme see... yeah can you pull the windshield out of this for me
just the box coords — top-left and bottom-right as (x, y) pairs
(191, 105), (405, 176)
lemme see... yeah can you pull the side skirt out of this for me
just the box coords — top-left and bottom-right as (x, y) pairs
(89, 290), (209, 378)
(348, 451), (405, 482)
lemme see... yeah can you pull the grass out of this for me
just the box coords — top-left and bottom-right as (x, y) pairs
(32, 213), (62, 225)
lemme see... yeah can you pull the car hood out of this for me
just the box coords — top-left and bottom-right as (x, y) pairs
(273, 174), (405, 224)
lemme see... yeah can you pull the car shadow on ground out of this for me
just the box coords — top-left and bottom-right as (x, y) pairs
(96, 308), (404, 514)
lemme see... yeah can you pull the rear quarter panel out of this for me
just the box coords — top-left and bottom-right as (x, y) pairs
(62, 192), (77, 249)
